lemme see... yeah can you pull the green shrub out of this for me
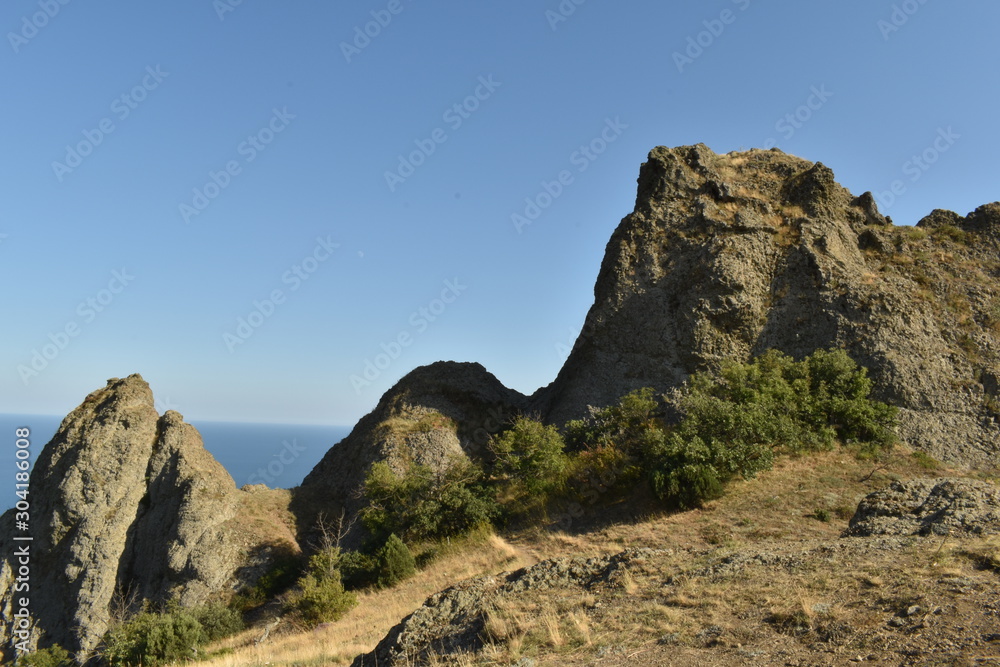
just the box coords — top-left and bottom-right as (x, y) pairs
(192, 602), (244, 642)
(14, 645), (71, 667)
(565, 388), (658, 454)
(911, 450), (940, 470)
(642, 349), (897, 508)
(565, 443), (641, 504)
(100, 599), (246, 667)
(307, 546), (342, 582)
(810, 509), (832, 522)
(292, 573), (357, 628)
(102, 607), (207, 667)
(642, 432), (728, 509)
(489, 416), (570, 506)
(230, 551), (302, 612)
(375, 534), (417, 588)
(559, 388), (656, 504)
(339, 549), (378, 590)
(677, 349), (896, 456)
(931, 223), (970, 245)
(805, 349), (897, 452)
(362, 458), (499, 542)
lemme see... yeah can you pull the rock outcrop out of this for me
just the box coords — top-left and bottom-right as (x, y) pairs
(846, 478), (1000, 537)
(298, 144), (1000, 552)
(0, 376), (296, 663)
(529, 145), (1000, 468)
(352, 549), (662, 666)
(294, 361), (528, 546)
(8, 144), (1000, 664)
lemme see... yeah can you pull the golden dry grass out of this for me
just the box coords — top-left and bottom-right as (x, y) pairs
(190, 534), (530, 667)
(186, 446), (993, 666)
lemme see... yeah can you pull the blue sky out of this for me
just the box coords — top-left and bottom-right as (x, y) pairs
(2, 0), (998, 426)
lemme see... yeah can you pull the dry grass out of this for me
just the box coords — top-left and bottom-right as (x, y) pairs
(187, 446), (995, 666)
(190, 534), (530, 667)
(230, 487), (301, 560)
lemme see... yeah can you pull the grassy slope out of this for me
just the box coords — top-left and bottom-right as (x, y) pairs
(186, 447), (999, 666)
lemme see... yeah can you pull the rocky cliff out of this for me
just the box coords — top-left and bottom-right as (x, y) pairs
(294, 361), (528, 546)
(297, 144), (999, 547)
(0, 376), (297, 663)
(530, 145), (1000, 468)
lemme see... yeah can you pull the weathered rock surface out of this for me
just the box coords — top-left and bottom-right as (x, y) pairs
(0, 376), (296, 663)
(351, 549), (663, 666)
(298, 146), (999, 548)
(294, 361), (528, 546)
(846, 478), (1000, 537)
(529, 145), (1000, 468)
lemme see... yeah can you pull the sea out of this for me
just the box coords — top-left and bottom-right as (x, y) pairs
(0, 414), (351, 510)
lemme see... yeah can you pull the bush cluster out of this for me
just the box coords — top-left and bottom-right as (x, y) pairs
(357, 349), (897, 549)
(625, 349), (895, 508)
(361, 458), (499, 543)
(100, 601), (243, 667)
(489, 417), (570, 513)
(288, 532), (416, 626)
(14, 645), (72, 667)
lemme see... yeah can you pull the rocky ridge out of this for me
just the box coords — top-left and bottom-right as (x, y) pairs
(6, 144), (1000, 664)
(352, 548), (664, 666)
(846, 477), (1000, 537)
(297, 144), (999, 549)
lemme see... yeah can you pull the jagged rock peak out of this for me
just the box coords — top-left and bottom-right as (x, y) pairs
(0, 375), (291, 664)
(534, 144), (999, 468)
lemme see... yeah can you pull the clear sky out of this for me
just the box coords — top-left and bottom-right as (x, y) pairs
(2, 0), (998, 426)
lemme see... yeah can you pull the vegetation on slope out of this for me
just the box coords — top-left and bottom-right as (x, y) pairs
(359, 348), (897, 538)
(55, 348), (898, 667)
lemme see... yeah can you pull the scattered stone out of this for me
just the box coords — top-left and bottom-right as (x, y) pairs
(812, 603), (833, 616)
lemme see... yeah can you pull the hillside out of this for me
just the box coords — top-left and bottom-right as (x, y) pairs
(3, 144), (999, 666)
(295, 145), (1000, 555)
(190, 450), (1000, 666)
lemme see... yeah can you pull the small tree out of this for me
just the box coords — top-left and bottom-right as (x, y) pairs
(290, 544), (358, 628)
(193, 602), (244, 642)
(564, 387), (658, 454)
(293, 573), (357, 628)
(339, 550), (378, 590)
(375, 534), (416, 588)
(362, 458), (499, 542)
(489, 416), (569, 505)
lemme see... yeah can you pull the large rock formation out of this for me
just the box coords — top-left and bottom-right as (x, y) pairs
(530, 145), (1000, 468)
(298, 145), (999, 548)
(294, 361), (528, 546)
(7, 144), (1000, 663)
(0, 376), (297, 663)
